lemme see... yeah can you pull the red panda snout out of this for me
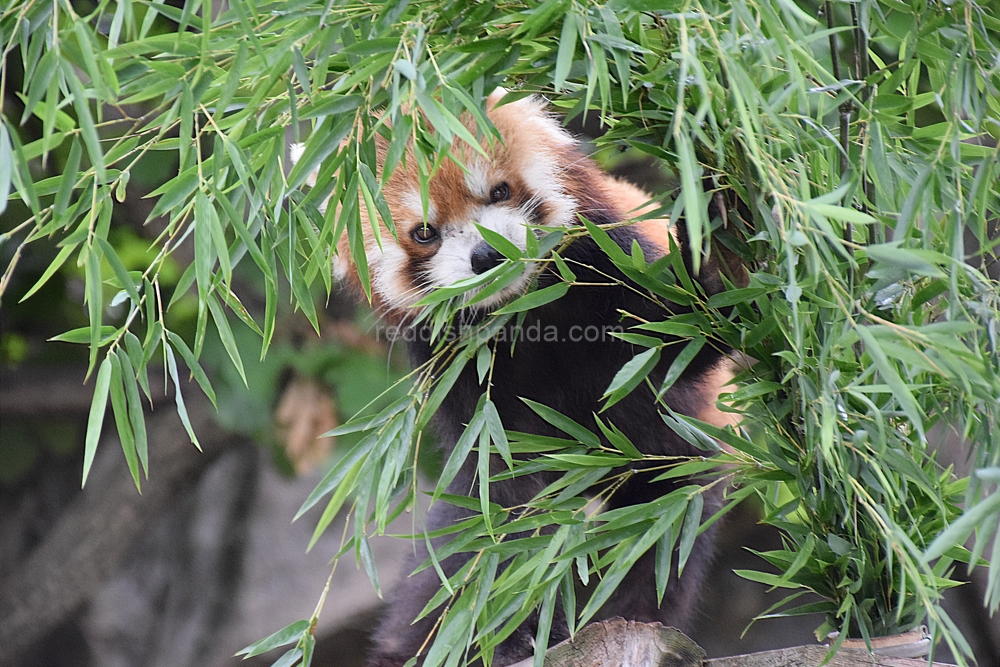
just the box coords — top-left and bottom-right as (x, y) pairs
(470, 241), (505, 275)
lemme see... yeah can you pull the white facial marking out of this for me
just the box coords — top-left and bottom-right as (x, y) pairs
(333, 253), (350, 282)
(370, 244), (422, 311)
(400, 189), (436, 221)
(520, 155), (575, 227)
(464, 160), (490, 199)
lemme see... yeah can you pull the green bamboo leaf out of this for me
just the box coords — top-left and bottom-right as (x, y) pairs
(207, 203), (231, 287)
(72, 21), (110, 101)
(306, 458), (363, 551)
(494, 282), (569, 315)
(20, 49), (58, 125)
(553, 14), (579, 92)
(164, 342), (201, 450)
(359, 532), (382, 598)
(656, 520), (678, 604)
(271, 649), (304, 667)
(262, 272), (277, 357)
(82, 357), (113, 487)
(476, 344), (491, 384)
(62, 62), (106, 183)
(657, 337), (705, 398)
(804, 202), (876, 226)
(372, 0), (411, 35)
(676, 132), (704, 275)
(108, 352), (141, 491)
(551, 253), (576, 282)
(163, 331), (216, 407)
(20, 243), (77, 303)
(483, 399), (512, 470)
(5, 120), (40, 215)
(773, 534), (815, 589)
(543, 453), (629, 468)
(0, 121), (14, 215)
(343, 38), (400, 56)
(601, 347), (660, 411)
(925, 492), (1000, 562)
(864, 244), (948, 278)
(416, 350), (472, 431)
(436, 410), (487, 499)
(291, 46), (311, 95)
(236, 620), (309, 658)
(465, 263), (527, 308)
(297, 434), (376, 520)
(634, 321), (702, 337)
(532, 583), (558, 667)
(705, 287), (773, 309)
(54, 139), (83, 222)
(521, 398), (600, 448)
(580, 218), (629, 265)
(207, 294), (247, 386)
(478, 427), (494, 539)
(856, 326), (925, 439)
(179, 81), (193, 171)
(650, 458), (723, 482)
(96, 238), (141, 307)
(520, 0), (570, 38)
(84, 244), (104, 376)
(676, 491), (703, 577)
(107, 0), (127, 48)
(116, 347), (149, 478)
(592, 414), (643, 459)
(476, 224), (523, 261)
(148, 169), (198, 220)
(194, 190), (214, 301)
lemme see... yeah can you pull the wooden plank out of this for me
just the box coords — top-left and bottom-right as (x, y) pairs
(510, 619), (951, 667)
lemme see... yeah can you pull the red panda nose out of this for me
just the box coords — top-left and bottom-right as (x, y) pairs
(470, 241), (504, 275)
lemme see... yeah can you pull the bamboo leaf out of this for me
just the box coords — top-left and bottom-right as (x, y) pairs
(207, 294), (247, 386)
(116, 347), (149, 478)
(20, 244), (77, 302)
(82, 357), (113, 487)
(236, 620), (309, 658)
(676, 491), (704, 578)
(522, 398), (600, 448)
(108, 352), (141, 491)
(925, 492), (1000, 562)
(856, 326), (925, 440)
(494, 282), (569, 315)
(0, 121), (14, 215)
(657, 337), (705, 398)
(601, 347), (660, 411)
(553, 14), (579, 92)
(164, 342), (200, 450)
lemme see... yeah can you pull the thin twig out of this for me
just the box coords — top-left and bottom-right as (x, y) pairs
(825, 1), (855, 244)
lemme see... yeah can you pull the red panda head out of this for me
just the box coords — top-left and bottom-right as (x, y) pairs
(298, 90), (673, 323)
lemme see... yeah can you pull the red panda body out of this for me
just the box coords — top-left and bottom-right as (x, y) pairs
(315, 93), (736, 666)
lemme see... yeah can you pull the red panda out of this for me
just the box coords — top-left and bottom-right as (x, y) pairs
(296, 90), (739, 666)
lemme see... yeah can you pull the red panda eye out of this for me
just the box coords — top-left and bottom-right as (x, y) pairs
(411, 224), (439, 244)
(489, 183), (510, 204)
